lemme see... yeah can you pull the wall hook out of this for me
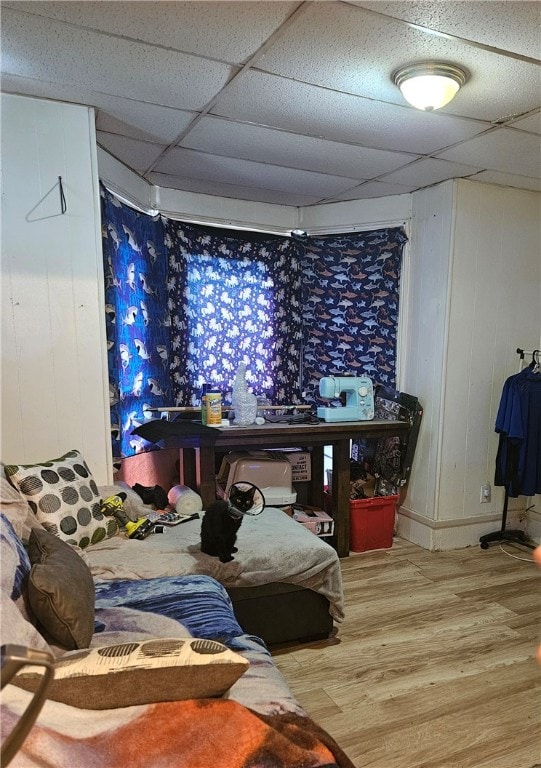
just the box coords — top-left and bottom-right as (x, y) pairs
(25, 177), (68, 222)
(58, 176), (67, 214)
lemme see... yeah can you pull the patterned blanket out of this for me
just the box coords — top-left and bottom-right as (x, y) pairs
(2, 694), (354, 768)
(2, 562), (353, 767)
(1, 509), (352, 768)
(84, 506), (345, 622)
(92, 574), (304, 715)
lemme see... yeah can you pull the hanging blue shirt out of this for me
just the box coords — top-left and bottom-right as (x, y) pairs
(494, 367), (541, 496)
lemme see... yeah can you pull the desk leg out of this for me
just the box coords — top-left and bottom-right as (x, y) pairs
(179, 448), (197, 489)
(198, 445), (217, 509)
(333, 439), (350, 557)
(310, 446), (324, 509)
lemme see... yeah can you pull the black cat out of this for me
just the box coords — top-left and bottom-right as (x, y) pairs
(132, 483), (169, 509)
(200, 485), (256, 563)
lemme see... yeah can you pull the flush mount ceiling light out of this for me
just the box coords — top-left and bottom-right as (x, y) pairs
(392, 62), (468, 111)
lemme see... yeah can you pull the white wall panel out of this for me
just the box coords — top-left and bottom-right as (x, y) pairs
(1, 94), (111, 483)
(299, 193), (411, 234)
(153, 178), (298, 234)
(400, 178), (540, 545)
(400, 181), (455, 521)
(439, 180), (541, 522)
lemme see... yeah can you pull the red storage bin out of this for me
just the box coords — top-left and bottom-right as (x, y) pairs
(349, 495), (399, 552)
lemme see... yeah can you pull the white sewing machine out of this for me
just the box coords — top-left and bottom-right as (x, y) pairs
(316, 376), (375, 422)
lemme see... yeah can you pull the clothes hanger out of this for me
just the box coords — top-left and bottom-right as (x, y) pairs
(1, 645), (55, 766)
(528, 350), (540, 372)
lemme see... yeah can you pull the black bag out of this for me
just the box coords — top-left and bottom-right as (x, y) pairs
(351, 385), (422, 493)
(132, 483), (169, 510)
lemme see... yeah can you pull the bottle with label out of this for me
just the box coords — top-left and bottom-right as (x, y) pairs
(206, 391), (222, 425)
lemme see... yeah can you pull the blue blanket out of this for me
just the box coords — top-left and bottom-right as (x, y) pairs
(95, 573), (250, 646)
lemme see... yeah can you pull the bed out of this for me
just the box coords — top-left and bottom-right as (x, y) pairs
(83, 503), (345, 645)
(0, 511), (354, 768)
(1, 447), (344, 646)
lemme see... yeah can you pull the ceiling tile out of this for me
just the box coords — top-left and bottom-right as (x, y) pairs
(2, 8), (233, 110)
(436, 127), (541, 178)
(153, 146), (363, 196)
(148, 172), (321, 207)
(325, 180), (416, 202)
(256, 2), (541, 122)
(182, 116), (419, 178)
(1, 73), (197, 144)
(211, 70), (490, 155)
(2, 1), (539, 204)
(351, 1), (541, 61)
(94, 101), (195, 145)
(96, 132), (166, 173)
(508, 111), (541, 136)
(0, 73), (85, 103)
(381, 157), (482, 187)
(4, 1), (298, 64)
(467, 170), (541, 193)
(96, 113), (169, 144)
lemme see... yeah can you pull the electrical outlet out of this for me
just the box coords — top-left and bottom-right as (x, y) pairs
(480, 483), (491, 503)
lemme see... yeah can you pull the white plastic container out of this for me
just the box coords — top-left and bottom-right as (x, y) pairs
(167, 485), (203, 514)
(216, 451), (297, 506)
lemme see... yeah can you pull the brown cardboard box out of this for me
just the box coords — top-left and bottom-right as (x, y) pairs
(266, 450), (311, 481)
(290, 503), (334, 537)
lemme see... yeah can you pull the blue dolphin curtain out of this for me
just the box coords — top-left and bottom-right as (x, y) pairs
(165, 221), (303, 407)
(101, 187), (171, 459)
(299, 228), (407, 407)
(101, 187), (407, 460)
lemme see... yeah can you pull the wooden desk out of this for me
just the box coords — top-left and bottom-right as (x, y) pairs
(163, 419), (410, 558)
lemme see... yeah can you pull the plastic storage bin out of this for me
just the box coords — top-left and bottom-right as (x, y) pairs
(216, 451), (297, 506)
(349, 495), (399, 552)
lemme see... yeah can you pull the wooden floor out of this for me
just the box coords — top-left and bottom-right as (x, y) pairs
(272, 537), (541, 768)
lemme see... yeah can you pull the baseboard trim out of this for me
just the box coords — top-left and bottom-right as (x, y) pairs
(397, 505), (537, 550)
(399, 507), (505, 529)
(525, 507), (541, 545)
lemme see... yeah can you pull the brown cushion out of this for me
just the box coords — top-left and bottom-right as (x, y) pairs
(27, 527), (95, 649)
(13, 637), (249, 708)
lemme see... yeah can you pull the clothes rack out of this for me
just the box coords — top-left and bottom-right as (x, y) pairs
(479, 347), (539, 550)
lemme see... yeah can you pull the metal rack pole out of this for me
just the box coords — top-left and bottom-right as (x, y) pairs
(479, 347), (536, 550)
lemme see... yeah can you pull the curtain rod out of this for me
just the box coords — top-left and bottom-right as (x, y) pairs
(101, 180), (407, 238)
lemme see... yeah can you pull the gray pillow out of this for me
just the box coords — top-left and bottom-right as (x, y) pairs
(27, 527), (95, 650)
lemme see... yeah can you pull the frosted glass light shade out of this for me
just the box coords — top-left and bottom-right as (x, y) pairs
(392, 63), (468, 111)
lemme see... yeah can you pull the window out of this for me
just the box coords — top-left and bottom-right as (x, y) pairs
(166, 222), (303, 408)
(102, 188), (407, 460)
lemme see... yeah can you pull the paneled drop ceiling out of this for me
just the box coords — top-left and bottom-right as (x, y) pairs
(1, 1), (540, 207)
